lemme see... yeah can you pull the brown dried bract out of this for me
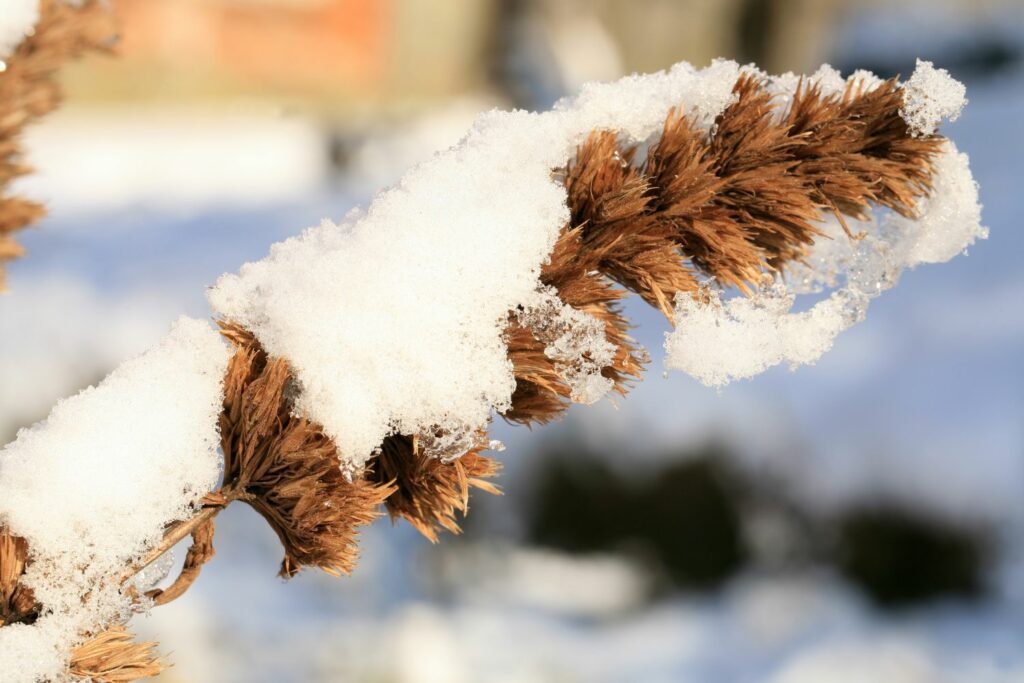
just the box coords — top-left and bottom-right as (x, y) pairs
(218, 322), (394, 578)
(0, 528), (37, 626)
(785, 76), (943, 220)
(502, 223), (648, 428)
(369, 434), (501, 543)
(0, 0), (115, 289)
(68, 626), (164, 683)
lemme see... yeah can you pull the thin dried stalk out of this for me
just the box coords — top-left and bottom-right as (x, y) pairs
(144, 516), (215, 607)
(0, 0), (115, 289)
(68, 626), (164, 682)
(118, 502), (223, 588)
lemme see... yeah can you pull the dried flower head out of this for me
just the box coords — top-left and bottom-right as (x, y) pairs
(218, 322), (394, 578)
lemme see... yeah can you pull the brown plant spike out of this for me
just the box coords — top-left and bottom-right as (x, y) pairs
(68, 626), (164, 683)
(559, 73), (943, 307)
(0, 0), (115, 289)
(218, 322), (395, 578)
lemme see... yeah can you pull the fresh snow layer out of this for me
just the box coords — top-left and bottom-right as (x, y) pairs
(666, 136), (985, 386)
(0, 317), (227, 682)
(892, 140), (986, 265)
(210, 59), (742, 474)
(0, 0), (38, 61)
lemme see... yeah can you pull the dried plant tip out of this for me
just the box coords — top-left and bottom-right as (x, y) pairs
(218, 322), (394, 578)
(68, 626), (164, 683)
(370, 435), (501, 543)
(0, 528), (37, 626)
(0, 0), (116, 289)
(555, 73), (944, 318)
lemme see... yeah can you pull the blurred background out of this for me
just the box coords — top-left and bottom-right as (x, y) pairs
(3, 0), (1024, 681)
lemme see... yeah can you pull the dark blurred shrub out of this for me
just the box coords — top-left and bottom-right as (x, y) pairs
(525, 444), (747, 590)
(836, 506), (989, 607)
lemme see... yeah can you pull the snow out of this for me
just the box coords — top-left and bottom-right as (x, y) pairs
(764, 64), (883, 101)
(665, 285), (854, 388)
(665, 61), (983, 387)
(0, 317), (227, 682)
(901, 59), (967, 138)
(209, 59), (742, 474)
(0, 0), (38, 62)
(893, 141), (986, 265)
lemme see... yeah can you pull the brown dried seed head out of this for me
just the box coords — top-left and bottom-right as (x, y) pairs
(218, 67), (944, 574)
(218, 322), (394, 578)
(559, 71), (944, 314)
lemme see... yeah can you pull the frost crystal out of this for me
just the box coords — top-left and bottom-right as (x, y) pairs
(0, 317), (227, 681)
(518, 287), (616, 404)
(900, 59), (967, 137)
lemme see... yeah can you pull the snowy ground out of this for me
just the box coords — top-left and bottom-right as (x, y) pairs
(1, 7), (1023, 683)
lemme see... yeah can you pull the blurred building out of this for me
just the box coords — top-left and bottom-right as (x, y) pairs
(63, 0), (1018, 114)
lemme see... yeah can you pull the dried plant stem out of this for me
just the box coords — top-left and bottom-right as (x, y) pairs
(119, 501), (224, 590)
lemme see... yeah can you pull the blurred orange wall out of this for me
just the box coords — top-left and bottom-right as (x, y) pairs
(115, 0), (391, 91)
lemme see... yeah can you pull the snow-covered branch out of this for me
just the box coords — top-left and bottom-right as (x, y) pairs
(0, 57), (984, 681)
